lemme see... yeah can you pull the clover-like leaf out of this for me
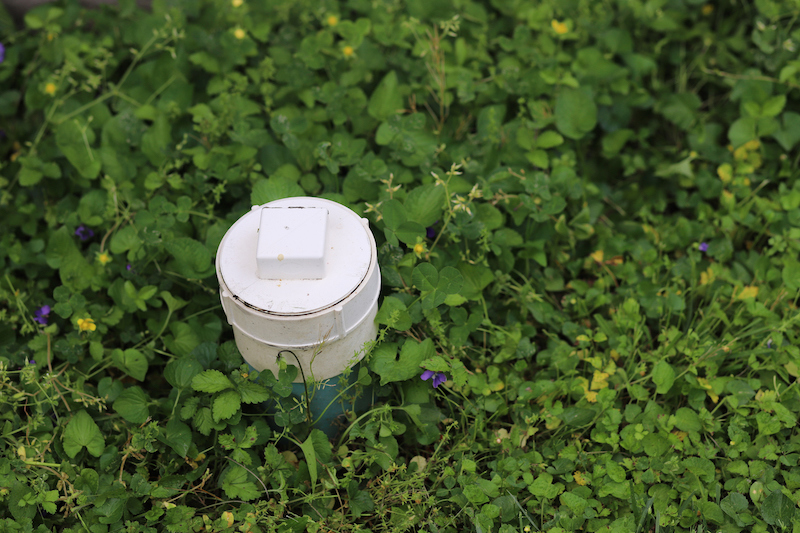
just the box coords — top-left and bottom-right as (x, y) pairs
(437, 266), (463, 295)
(369, 338), (435, 386)
(412, 263), (437, 292)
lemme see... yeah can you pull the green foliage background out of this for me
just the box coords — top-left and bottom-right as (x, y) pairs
(1, 0), (800, 531)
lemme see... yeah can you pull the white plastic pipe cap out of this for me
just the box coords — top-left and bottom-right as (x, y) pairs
(216, 197), (380, 381)
(256, 207), (328, 280)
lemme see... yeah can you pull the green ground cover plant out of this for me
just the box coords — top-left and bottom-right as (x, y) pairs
(1, 0), (800, 531)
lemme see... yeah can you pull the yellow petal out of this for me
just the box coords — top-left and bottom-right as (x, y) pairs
(551, 20), (568, 34)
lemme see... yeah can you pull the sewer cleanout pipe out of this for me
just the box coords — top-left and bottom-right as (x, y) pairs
(215, 197), (380, 437)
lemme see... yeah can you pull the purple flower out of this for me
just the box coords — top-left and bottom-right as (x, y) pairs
(0, 43), (5, 64)
(34, 305), (51, 325)
(27, 359), (35, 365)
(75, 225), (94, 241)
(767, 339), (773, 349)
(699, 242), (708, 252)
(126, 263), (132, 271)
(426, 220), (440, 239)
(421, 370), (447, 388)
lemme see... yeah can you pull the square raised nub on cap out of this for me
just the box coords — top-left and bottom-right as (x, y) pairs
(256, 207), (328, 279)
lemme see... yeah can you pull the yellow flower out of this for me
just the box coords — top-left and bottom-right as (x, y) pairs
(413, 242), (426, 256)
(77, 318), (96, 332)
(551, 19), (569, 35)
(702, 4), (714, 15)
(327, 15), (339, 26)
(97, 252), (112, 265)
(47, 32), (55, 41)
(233, 28), (246, 40)
(44, 83), (57, 96)
(343, 45), (355, 57)
(232, 0), (243, 6)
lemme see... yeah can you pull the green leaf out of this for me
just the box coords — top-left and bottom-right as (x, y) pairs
(192, 370), (233, 393)
(193, 407), (223, 436)
(164, 356), (203, 390)
(772, 111), (800, 151)
(163, 419), (192, 457)
(212, 389), (241, 422)
(113, 387), (151, 425)
(781, 256), (800, 291)
(141, 115), (172, 166)
(310, 429), (333, 463)
(77, 189), (108, 226)
(555, 87), (597, 140)
(221, 466), (261, 500)
(761, 490), (796, 527)
(437, 266), (463, 295)
(238, 381), (271, 404)
(189, 51), (221, 73)
(161, 291), (188, 313)
(673, 407), (701, 433)
(404, 184), (446, 227)
(526, 149), (549, 169)
(251, 175), (304, 205)
(683, 457), (715, 483)
(535, 130), (564, 148)
(761, 94), (786, 117)
(349, 489), (374, 518)
(412, 263), (438, 291)
(109, 225), (142, 256)
(368, 70), (403, 121)
(62, 410), (105, 458)
(560, 407), (595, 427)
(652, 360), (676, 394)
(395, 221), (425, 246)
(56, 119), (102, 179)
(728, 116), (757, 148)
(375, 296), (412, 331)
(561, 492), (588, 515)
(721, 492), (748, 526)
(111, 348), (148, 382)
(300, 433), (318, 489)
(458, 263), (494, 299)
(164, 238), (214, 279)
(369, 338), (435, 386)
(381, 199), (407, 231)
